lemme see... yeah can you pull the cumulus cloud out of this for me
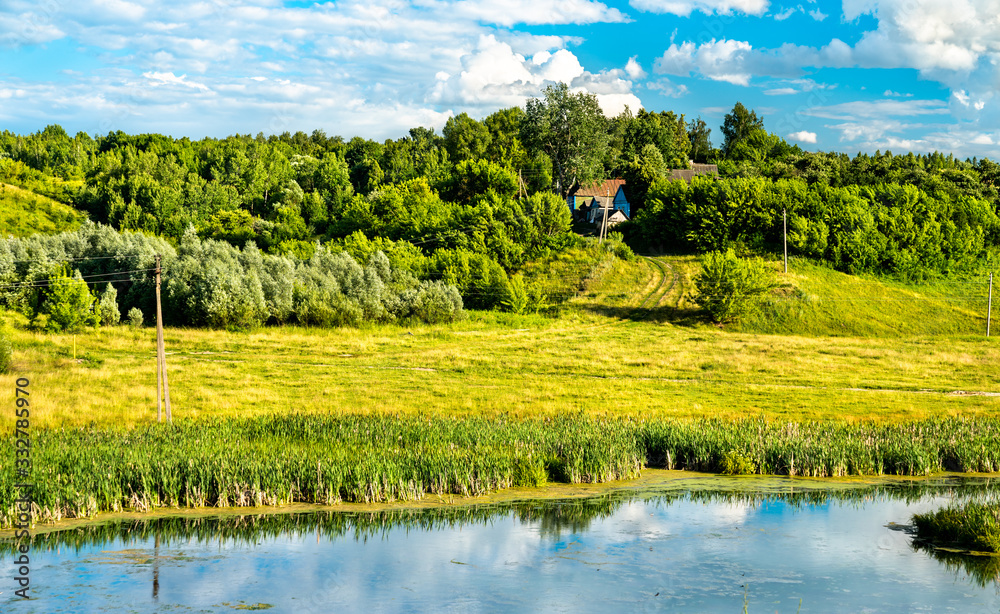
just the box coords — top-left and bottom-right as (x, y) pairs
(454, 0), (629, 25)
(787, 130), (817, 143)
(0, 0), (647, 138)
(431, 35), (641, 115)
(630, 0), (770, 16)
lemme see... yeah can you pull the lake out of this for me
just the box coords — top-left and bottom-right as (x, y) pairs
(5, 475), (999, 612)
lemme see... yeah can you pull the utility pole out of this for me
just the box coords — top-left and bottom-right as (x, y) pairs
(599, 188), (610, 244)
(988, 272), (994, 338)
(155, 254), (172, 422)
(783, 208), (788, 274)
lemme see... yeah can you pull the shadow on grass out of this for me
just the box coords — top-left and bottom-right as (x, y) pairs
(576, 301), (709, 327)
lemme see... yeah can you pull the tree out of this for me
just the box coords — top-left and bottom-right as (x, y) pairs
(688, 117), (713, 163)
(36, 267), (99, 332)
(521, 83), (609, 196)
(693, 249), (776, 323)
(721, 103), (764, 158)
(443, 113), (491, 164)
(98, 283), (121, 326)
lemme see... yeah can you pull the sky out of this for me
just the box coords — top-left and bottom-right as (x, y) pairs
(1, 0), (999, 159)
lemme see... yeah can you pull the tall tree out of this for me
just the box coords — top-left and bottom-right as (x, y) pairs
(688, 117), (713, 163)
(720, 103), (764, 158)
(521, 83), (609, 196)
(443, 113), (491, 164)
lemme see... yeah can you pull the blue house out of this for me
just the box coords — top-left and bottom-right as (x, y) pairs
(566, 178), (630, 223)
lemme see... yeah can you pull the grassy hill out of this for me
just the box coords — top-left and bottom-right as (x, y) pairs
(576, 254), (992, 338)
(0, 182), (87, 237)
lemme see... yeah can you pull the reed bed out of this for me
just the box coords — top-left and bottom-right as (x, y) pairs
(5, 414), (1000, 528)
(912, 501), (1000, 553)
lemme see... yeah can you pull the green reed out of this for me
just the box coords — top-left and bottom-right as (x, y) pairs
(4, 414), (1000, 527)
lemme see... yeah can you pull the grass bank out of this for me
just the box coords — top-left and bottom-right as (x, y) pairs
(6, 414), (1000, 527)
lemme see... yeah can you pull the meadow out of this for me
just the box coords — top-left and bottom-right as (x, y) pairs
(2, 253), (999, 526)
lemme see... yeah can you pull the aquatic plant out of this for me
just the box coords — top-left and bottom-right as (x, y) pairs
(4, 415), (1000, 527)
(912, 501), (1000, 553)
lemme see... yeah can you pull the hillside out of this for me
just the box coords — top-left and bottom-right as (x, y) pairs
(577, 254), (992, 338)
(0, 182), (86, 237)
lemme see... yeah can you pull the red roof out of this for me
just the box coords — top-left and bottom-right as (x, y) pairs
(573, 178), (625, 198)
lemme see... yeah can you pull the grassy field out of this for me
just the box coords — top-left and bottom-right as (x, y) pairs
(2, 252), (999, 524)
(1, 254), (998, 429)
(0, 182), (86, 237)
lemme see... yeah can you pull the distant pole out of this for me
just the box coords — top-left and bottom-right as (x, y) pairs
(783, 208), (788, 274)
(988, 272), (994, 338)
(599, 188), (610, 243)
(155, 254), (172, 422)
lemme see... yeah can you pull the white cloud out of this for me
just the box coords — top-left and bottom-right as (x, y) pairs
(773, 6), (799, 20)
(655, 39), (754, 85)
(142, 71), (210, 92)
(765, 87), (798, 95)
(804, 99), (950, 120)
(646, 78), (690, 97)
(0, 0), (648, 139)
(788, 130), (817, 143)
(431, 35), (641, 117)
(630, 0), (770, 16)
(808, 8), (827, 20)
(454, 0), (629, 26)
(625, 56), (647, 79)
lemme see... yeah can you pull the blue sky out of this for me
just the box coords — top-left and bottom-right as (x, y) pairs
(1, 0), (998, 158)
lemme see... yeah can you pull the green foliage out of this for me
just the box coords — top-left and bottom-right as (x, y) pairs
(34, 266), (99, 332)
(720, 449), (756, 475)
(522, 83), (609, 195)
(0, 333), (11, 374)
(721, 102), (764, 157)
(502, 274), (549, 314)
(693, 249), (776, 323)
(5, 414), (1000, 524)
(97, 283), (121, 326)
(127, 307), (143, 328)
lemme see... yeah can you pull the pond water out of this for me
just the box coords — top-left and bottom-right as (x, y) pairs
(5, 477), (1000, 613)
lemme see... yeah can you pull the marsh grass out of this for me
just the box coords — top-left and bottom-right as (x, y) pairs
(913, 501), (1000, 553)
(5, 414), (1000, 527)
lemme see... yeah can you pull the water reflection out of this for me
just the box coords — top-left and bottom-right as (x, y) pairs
(3, 476), (1000, 613)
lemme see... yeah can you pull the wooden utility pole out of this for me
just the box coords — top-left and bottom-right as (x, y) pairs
(599, 188), (610, 243)
(783, 208), (788, 274)
(988, 272), (994, 338)
(155, 254), (172, 422)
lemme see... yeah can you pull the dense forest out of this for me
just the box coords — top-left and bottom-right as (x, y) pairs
(1, 84), (999, 329)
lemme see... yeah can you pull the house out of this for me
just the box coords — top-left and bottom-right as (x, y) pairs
(591, 207), (629, 230)
(566, 178), (630, 223)
(667, 162), (719, 183)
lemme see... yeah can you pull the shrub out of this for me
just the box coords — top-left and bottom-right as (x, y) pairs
(0, 334), (11, 374)
(128, 307), (143, 328)
(693, 249), (776, 323)
(35, 266), (99, 332)
(98, 283), (121, 326)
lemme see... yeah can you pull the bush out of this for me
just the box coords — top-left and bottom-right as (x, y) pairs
(128, 307), (143, 328)
(98, 283), (121, 326)
(0, 334), (11, 374)
(693, 249), (776, 323)
(35, 266), (99, 332)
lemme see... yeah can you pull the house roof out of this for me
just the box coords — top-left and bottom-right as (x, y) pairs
(573, 178), (625, 198)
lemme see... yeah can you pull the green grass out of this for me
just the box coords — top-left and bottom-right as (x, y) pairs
(2, 250), (1000, 525)
(0, 183), (86, 236)
(6, 413), (1000, 526)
